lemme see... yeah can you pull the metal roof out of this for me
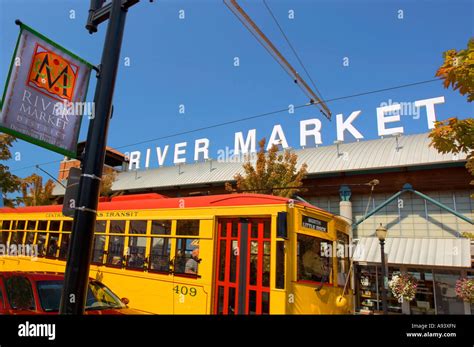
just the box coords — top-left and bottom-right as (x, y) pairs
(52, 132), (467, 195)
(353, 237), (472, 268)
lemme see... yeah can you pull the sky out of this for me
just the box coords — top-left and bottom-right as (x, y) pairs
(0, 0), (473, 184)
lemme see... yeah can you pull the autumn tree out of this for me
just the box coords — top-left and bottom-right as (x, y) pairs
(20, 173), (55, 206)
(226, 138), (308, 198)
(0, 134), (21, 207)
(429, 38), (474, 186)
(100, 170), (117, 197)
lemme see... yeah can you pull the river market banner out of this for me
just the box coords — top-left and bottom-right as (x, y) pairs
(0, 22), (92, 158)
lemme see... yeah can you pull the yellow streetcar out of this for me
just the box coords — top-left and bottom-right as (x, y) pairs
(0, 193), (353, 314)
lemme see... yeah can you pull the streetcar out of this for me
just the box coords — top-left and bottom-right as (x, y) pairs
(0, 193), (353, 314)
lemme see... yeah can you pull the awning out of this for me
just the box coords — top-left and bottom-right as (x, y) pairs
(353, 237), (472, 268)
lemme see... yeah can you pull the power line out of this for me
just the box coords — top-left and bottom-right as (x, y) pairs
(262, 0), (325, 101)
(323, 78), (441, 103)
(114, 103), (311, 149)
(10, 77), (442, 172)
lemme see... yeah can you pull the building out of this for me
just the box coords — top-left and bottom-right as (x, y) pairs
(53, 132), (474, 314)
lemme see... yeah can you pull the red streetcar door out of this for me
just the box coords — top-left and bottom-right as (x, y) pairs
(214, 218), (271, 314)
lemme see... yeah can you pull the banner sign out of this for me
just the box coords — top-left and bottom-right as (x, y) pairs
(0, 22), (92, 158)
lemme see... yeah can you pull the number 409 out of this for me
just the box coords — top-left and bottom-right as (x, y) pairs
(174, 285), (197, 297)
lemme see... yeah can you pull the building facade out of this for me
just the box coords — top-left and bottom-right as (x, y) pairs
(53, 132), (474, 314)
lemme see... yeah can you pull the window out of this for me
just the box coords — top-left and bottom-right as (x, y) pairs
(25, 221), (36, 245)
(10, 230), (23, 245)
(276, 241), (285, 289)
(174, 238), (200, 275)
(46, 233), (60, 258)
(1, 220), (12, 245)
(176, 220), (200, 236)
(36, 233), (47, 257)
(5, 276), (35, 310)
(149, 237), (171, 272)
(130, 220), (147, 234)
(107, 236), (124, 267)
(126, 236), (146, 270)
(59, 234), (70, 260)
(0, 220), (11, 231)
(297, 234), (332, 283)
(336, 232), (350, 286)
(62, 220), (73, 232)
(49, 220), (60, 232)
(36, 280), (125, 312)
(92, 235), (106, 264)
(95, 220), (107, 233)
(37, 221), (48, 231)
(109, 220), (125, 234)
(10, 221), (24, 244)
(25, 232), (35, 245)
(151, 220), (171, 235)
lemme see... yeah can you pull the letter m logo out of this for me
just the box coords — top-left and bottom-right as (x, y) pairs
(27, 43), (78, 101)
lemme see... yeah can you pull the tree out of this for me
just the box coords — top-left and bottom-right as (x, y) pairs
(0, 134), (21, 207)
(435, 38), (474, 102)
(429, 117), (474, 179)
(226, 138), (308, 198)
(100, 170), (117, 197)
(429, 38), (474, 187)
(20, 173), (55, 206)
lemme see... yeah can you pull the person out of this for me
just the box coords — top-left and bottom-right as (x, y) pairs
(47, 239), (58, 257)
(185, 247), (200, 274)
(302, 241), (324, 280)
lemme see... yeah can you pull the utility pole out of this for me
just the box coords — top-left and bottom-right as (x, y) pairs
(60, 0), (140, 314)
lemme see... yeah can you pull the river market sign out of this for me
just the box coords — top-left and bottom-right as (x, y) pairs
(127, 96), (445, 170)
(0, 22), (92, 158)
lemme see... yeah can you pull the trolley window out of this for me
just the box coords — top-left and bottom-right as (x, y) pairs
(62, 220), (73, 232)
(36, 233), (47, 257)
(151, 220), (171, 235)
(49, 221), (60, 232)
(176, 220), (200, 236)
(109, 220), (125, 234)
(59, 234), (70, 260)
(107, 235), (124, 267)
(130, 220), (147, 234)
(297, 234), (332, 284)
(149, 237), (171, 272)
(174, 238), (200, 275)
(127, 236), (146, 270)
(92, 235), (106, 264)
(95, 220), (107, 233)
(46, 233), (59, 258)
(336, 232), (350, 286)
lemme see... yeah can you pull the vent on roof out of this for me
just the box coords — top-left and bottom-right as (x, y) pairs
(111, 193), (168, 202)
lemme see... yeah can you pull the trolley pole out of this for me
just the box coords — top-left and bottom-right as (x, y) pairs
(60, 0), (133, 314)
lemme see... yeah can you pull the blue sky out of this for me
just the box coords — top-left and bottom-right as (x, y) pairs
(1, 0), (473, 181)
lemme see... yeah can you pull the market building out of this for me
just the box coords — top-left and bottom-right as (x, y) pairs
(53, 132), (474, 314)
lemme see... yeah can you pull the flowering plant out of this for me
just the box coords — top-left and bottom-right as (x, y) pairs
(455, 278), (474, 303)
(389, 274), (418, 303)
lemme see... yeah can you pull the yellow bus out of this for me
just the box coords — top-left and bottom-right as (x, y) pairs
(0, 193), (353, 314)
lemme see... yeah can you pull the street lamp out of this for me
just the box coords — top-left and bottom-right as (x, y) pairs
(376, 223), (388, 315)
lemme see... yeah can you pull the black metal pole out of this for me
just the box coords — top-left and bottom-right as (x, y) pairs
(60, 0), (127, 314)
(380, 240), (388, 315)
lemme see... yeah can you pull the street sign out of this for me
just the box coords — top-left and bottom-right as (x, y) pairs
(62, 167), (81, 217)
(0, 21), (92, 158)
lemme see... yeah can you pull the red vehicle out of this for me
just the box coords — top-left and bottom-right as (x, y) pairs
(0, 272), (148, 315)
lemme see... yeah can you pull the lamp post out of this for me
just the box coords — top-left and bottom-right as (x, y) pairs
(376, 223), (388, 315)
